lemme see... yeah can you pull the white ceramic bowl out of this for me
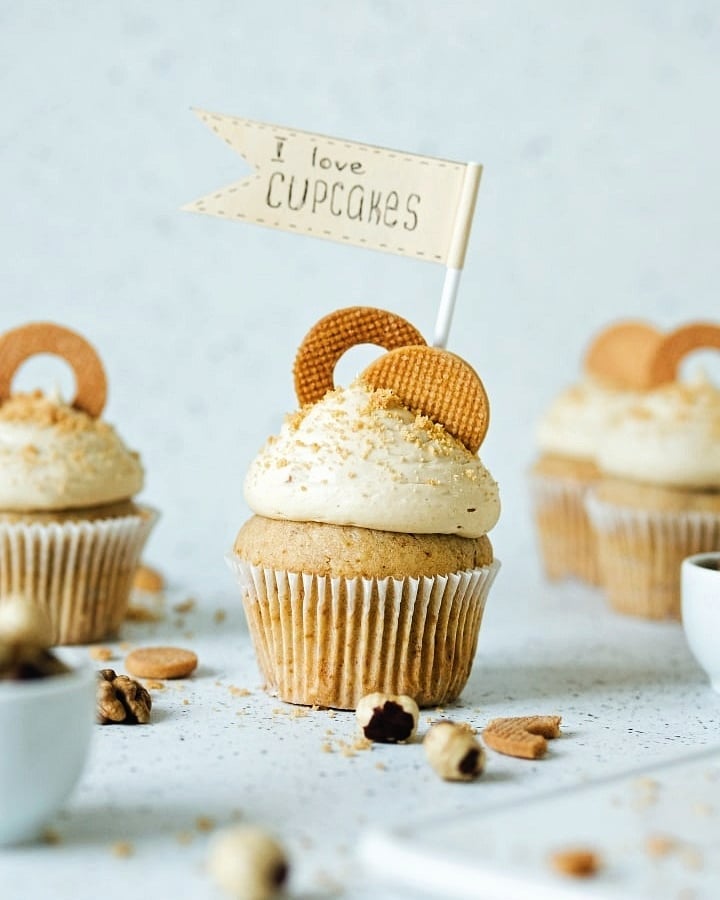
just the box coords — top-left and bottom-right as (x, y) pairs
(0, 654), (95, 845)
(681, 552), (720, 694)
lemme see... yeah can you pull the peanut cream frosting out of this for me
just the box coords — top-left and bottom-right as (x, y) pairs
(0, 391), (144, 510)
(596, 374), (720, 488)
(244, 380), (500, 538)
(536, 378), (640, 461)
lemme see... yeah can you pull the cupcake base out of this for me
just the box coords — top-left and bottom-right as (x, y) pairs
(587, 487), (720, 619)
(227, 556), (500, 709)
(0, 506), (157, 644)
(529, 455), (601, 585)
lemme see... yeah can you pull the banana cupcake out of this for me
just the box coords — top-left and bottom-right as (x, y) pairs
(228, 308), (501, 709)
(587, 323), (720, 618)
(529, 321), (662, 584)
(0, 323), (156, 643)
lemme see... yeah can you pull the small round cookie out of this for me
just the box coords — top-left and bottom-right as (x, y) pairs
(361, 345), (490, 453)
(583, 320), (663, 390)
(293, 306), (426, 406)
(647, 321), (720, 387)
(0, 322), (108, 417)
(125, 646), (198, 680)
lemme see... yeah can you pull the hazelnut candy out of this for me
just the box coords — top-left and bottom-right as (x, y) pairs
(355, 692), (419, 743)
(424, 721), (485, 781)
(208, 825), (288, 900)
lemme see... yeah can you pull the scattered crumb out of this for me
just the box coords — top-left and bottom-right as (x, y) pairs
(183, 631), (195, 640)
(143, 680), (166, 690)
(228, 685), (251, 697)
(173, 598), (196, 615)
(182, 698), (190, 706)
(680, 848), (704, 871)
(633, 777), (660, 793)
(692, 803), (713, 817)
(375, 762), (387, 771)
(125, 605), (162, 623)
(645, 834), (678, 858)
(196, 816), (215, 832)
(291, 708), (309, 718)
(89, 646), (113, 661)
(41, 828), (62, 845)
(176, 831), (194, 845)
(214, 609), (226, 624)
(111, 841), (134, 858)
(133, 564), (164, 593)
(321, 742), (333, 753)
(550, 848), (601, 878)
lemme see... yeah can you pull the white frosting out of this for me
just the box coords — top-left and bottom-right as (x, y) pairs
(244, 382), (500, 538)
(0, 393), (143, 510)
(596, 375), (720, 488)
(536, 378), (640, 461)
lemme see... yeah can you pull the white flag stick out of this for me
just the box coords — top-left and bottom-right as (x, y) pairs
(432, 162), (482, 348)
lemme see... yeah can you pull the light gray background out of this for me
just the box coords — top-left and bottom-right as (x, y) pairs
(1, 1), (719, 599)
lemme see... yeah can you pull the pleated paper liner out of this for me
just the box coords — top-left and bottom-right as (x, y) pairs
(529, 473), (600, 585)
(586, 492), (720, 620)
(227, 556), (500, 710)
(0, 507), (157, 644)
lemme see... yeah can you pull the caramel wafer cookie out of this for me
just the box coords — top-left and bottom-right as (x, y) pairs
(125, 646), (198, 680)
(482, 715), (561, 759)
(0, 322), (107, 417)
(293, 306), (425, 406)
(647, 321), (720, 388)
(362, 345), (490, 453)
(583, 320), (664, 390)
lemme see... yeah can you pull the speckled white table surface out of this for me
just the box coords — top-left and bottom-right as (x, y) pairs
(2, 559), (719, 900)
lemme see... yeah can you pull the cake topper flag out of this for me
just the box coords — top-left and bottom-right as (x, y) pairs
(184, 110), (482, 347)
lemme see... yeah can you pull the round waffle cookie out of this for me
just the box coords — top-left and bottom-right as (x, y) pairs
(583, 320), (664, 390)
(293, 306), (425, 406)
(361, 345), (490, 454)
(0, 322), (107, 417)
(647, 321), (720, 387)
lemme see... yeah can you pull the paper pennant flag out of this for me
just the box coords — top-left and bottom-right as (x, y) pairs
(184, 110), (481, 267)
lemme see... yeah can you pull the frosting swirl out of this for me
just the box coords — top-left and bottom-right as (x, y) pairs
(596, 374), (720, 488)
(536, 378), (640, 461)
(244, 381), (500, 538)
(0, 392), (144, 510)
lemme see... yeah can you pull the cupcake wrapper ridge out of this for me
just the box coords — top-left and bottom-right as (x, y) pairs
(227, 556), (500, 710)
(529, 473), (600, 585)
(0, 508), (157, 644)
(586, 493), (720, 619)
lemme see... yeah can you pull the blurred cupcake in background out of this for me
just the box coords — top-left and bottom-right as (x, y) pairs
(0, 323), (156, 644)
(529, 321), (662, 585)
(587, 322), (720, 619)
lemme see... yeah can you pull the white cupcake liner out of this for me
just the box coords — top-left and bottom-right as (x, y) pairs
(528, 473), (600, 584)
(0, 507), (158, 644)
(226, 555), (500, 710)
(586, 492), (720, 619)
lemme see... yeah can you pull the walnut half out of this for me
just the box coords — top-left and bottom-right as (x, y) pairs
(97, 669), (152, 725)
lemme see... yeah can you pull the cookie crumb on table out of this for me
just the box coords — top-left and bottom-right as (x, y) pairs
(133, 564), (164, 593)
(88, 646), (113, 661)
(549, 848), (601, 878)
(645, 834), (678, 858)
(111, 840), (134, 859)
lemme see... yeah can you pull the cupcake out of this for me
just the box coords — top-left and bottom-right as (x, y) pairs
(0, 322), (156, 644)
(586, 323), (720, 618)
(529, 321), (662, 584)
(228, 308), (501, 709)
